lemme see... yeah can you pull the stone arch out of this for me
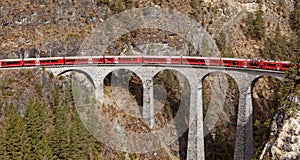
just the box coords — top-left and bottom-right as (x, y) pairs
(103, 68), (144, 85)
(200, 71), (239, 159)
(103, 68), (144, 111)
(251, 74), (283, 88)
(57, 69), (96, 88)
(251, 75), (283, 158)
(152, 69), (191, 159)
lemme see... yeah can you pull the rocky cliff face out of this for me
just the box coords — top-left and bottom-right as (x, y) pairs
(260, 94), (300, 159)
(0, 0), (106, 58)
(0, 0), (297, 59)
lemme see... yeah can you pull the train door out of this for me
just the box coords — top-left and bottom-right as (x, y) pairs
(243, 61), (247, 68)
(114, 57), (119, 64)
(88, 56), (92, 64)
(277, 64), (280, 71)
(205, 59), (210, 65)
(36, 58), (40, 66)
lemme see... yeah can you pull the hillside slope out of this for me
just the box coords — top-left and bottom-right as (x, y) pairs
(0, 0), (298, 59)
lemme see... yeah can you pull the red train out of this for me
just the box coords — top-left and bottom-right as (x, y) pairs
(0, 56), (299, 71)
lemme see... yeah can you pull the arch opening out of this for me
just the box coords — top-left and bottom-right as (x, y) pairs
(252, 75), (283, 159)
(57, 69), (96, 88)
(56, 69), (97, 111)
(103, 69), (143, 107)
(201, 72), (239, 160)
(153, 69), (190, 159)
(102, 69), (146, 132)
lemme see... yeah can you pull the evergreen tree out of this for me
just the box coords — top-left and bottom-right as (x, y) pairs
(275, 24), (288, 60)
(54, 86), (61, 107)
(23, 99), (52, 159)
(263, 37), (274, 59)
(125, 0), (135, 9)
(111, 0), (125, 13)
(254, 5), (266, 40)
(0, 104), (8, 160)
(50, 88), (70, 159)
(217, 31), (226, 55)
(283, 64), (300, 96)
(97, 0), (109, 6)
(288, 33), (300, 61)
(280, 64), (300, 111)
(247, 12), (255, 38)
(288, 0), (300, 62)
(0, 127), (6, 159)
(68, 108), (95, 159)
(291, 0), (300, 37)
(191, 0), (202, 18)
(216, 31), (234, 57)
(273, 24), (287, 59)
(263, 25), (288, 60)
(4, 103), (28, 159)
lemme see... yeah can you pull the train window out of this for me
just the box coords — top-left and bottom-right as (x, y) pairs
(120, 58), (137, 61)
(211, 60), (219, 63)
(282, 64), (291, 68)
(105, 58), (114, 62)
(171, 58), (181, 61)
(144, 58), (166, 61)
(40, 60), (59, 63)
(76, 59), (88, 62)
(66, 58), (87, 62)
(267, 63), (276, 67)
(24, 60), (35, 64)
(250, 61), (259, 66)
(66, 59), (75, 62)
(187, 59), (205, 63)
(6, 61), (21, 65)
(232, 61), (238, 65)
(93, 58), (104, 61)
(222, 60), (231, 64)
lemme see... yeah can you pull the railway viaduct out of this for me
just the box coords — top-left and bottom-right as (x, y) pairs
(47, 65), (285, 160)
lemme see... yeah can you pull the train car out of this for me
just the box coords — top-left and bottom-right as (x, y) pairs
(221, 58), (246, 68)
(104, 56), (116, 64)
(65, 56), (90, 65)
(142, 56), (168, 64)
(39, 57), (65, 66)
(246, 59), (261, 69)
(0, 59), (23, 68)
(181, 56), (206, 65)
(170, 56), (182, 64)
(92, 56), (105, 64)
(117, 56), (143, 64)
(261, 60), (279, 70)
(260, 60), (292, 71)
(208, 57), (221, 66)
(276, 61), (292, 71)
(23, 58), (37, 66)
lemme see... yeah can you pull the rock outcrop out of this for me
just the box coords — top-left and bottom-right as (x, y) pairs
(260, 94), (300, 159)
(0, 0), (297, 59)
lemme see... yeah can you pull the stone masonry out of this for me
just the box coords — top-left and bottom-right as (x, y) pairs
(47, 64), (285, 160)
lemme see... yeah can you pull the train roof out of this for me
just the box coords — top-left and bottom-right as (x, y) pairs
(181, 56), (218, 59)
(221, 57), (247, 60)
(0, 59), (22, 61)
(37, 57), (65, 60)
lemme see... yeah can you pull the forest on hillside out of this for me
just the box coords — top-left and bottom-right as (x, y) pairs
(0, 0), (300, 159)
